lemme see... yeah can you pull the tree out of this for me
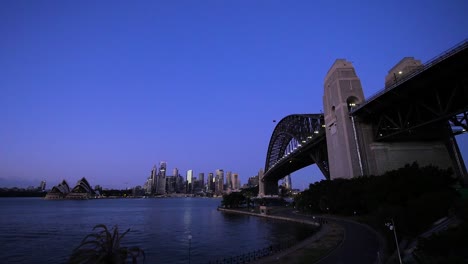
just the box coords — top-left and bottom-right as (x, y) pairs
(221, 192), (245, 208)
(69, 224), (145, 264)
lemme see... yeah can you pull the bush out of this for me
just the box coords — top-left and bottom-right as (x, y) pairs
(69, 224), (145, 264)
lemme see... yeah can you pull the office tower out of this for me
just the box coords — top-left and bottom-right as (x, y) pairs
(166, 176), (176, 193)
(208, 173), (214, 192)
(225, 171), (232, 189)
(176, 174), (184, 193)
(145, 177), (152, 195)
(284, 174), (292, 190)
(187, 170), (193, 193)
(173, 168), (179, 177)
(215, 169), (224, 195)
(151, 165), (157, 194)
(232, 173), (239, 190)
(199, 173), (205, 187)
(157, 161), (167, 194)
(247, 175), (259, 187)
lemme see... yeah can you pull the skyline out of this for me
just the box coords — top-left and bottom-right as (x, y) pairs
(1, 1), (468, 189)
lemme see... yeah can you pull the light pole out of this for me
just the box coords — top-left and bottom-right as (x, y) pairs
(385, 219), (402, 264)
(188, 234), (192, 264)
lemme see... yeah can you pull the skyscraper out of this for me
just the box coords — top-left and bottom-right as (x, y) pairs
(215, 169), (224, 195)
(198, 172), (205, 190)
(150, 165), (157, 194)
(208, 172), (214, 192)
(247, 175), (259, 187)
(187, 170), (193, 193)
(284, 174), (292, 190)
(232, 173), (239, 190)
(156, 161), (167, 194)
(225, 171), (232, 189)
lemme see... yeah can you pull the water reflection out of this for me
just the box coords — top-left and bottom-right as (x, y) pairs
(0, 198), (315, 263)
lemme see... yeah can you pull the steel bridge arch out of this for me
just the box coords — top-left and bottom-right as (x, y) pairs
(264, 114), (327, 176)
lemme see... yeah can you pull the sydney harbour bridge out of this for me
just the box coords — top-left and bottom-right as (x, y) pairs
(261, 40), (468, 195)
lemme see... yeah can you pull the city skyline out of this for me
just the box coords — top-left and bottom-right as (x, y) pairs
(1, 1), (468, 189)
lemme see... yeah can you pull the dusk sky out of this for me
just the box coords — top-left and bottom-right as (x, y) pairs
(1, 1), (467, 189)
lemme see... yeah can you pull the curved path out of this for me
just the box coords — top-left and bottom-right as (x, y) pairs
(261, 208), (384, 264)
(315, 217), (382, 264)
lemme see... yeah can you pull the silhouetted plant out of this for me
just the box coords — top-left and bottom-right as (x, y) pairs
(69, 224), (145, 264)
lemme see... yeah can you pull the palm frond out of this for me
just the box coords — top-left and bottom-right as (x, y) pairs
(69, 224), (145, 264)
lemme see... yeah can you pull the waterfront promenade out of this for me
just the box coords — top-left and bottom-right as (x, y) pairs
(218, 207), (384, 264)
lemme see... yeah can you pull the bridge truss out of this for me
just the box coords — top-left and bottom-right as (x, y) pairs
(352, 39), (468, 141)
(264, 114), (329, 186)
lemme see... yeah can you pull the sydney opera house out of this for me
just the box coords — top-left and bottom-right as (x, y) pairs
(45, 177), (96, 200)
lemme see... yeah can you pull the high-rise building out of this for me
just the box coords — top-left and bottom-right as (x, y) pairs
(176, 174), (184, 193)
(166, 176), (176, 193)
(156, 161), (167, 194)
(145, 177), (152, 195)
(207, 172), (214, 192)
(284, 174), (292, 190)
(199, 173), (205, 187)
(186, 170), (193, 193)
(173, 168), (179, 177)
(247, 175), (259, 187)
(225, 171), (232, 189)
(215, 169), (224, 195)
(232, 173), (239, 190)
(150, 165), (157, 194)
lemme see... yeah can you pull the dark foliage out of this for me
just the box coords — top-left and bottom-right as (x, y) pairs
(221, 192), (246, 208)
(221, 187), (259, 209)
(0, 190), (47, 197)
(415, 199), (468, 263)
(69, 224), (145, 264)
(101, 189), (134, 197)
(294, 163), (460, 237)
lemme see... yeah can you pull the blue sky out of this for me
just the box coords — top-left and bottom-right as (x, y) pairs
(1, 0), (467, 189)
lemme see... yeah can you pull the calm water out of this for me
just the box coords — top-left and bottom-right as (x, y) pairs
(0, 197), (314, 263)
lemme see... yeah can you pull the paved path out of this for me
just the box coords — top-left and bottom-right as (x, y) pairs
(219, 207), (384, 263)
(314, 217), (381, 264)
(272, 209), (382, 263)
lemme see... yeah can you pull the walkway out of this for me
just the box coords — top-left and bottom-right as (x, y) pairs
(219, 207), (383, 264)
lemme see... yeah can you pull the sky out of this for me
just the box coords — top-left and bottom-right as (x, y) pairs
(1, 0), (467, 190)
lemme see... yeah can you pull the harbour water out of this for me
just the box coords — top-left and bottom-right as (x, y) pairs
(0, 197), (315, 263)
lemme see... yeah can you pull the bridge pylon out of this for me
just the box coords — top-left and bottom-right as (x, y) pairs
(323, 59), (367, 179)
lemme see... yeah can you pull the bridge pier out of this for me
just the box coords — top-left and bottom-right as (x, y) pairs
(323, 59), (366, 179)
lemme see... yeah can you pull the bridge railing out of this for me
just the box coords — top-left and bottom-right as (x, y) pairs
(351, 39), (468, 114)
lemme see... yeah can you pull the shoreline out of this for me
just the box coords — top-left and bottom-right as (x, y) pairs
(217, 207), (344, 264)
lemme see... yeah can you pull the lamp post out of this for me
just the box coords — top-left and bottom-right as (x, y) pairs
(385, 219), (402, 264)
(188, 234), (192, 264)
